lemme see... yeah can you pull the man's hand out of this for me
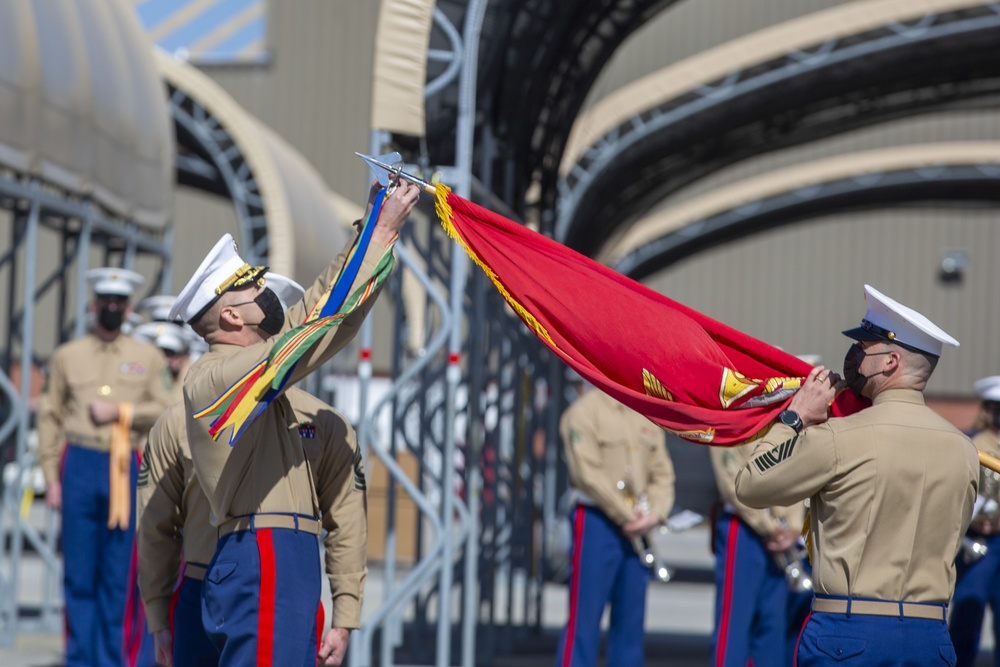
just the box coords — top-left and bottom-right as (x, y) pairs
(622, 511), (661, 540)
(153, 628), (173, 667)
(372, 180), (420, 245)
(45, 481), (62, 511)
(363, 179), (381, 219)
(971, 514), (996, 536)
(788, 365), (842, 429)
(89, 398), (120, 425)
(765, 527), (798, 555)
(317, 627), (350, 666)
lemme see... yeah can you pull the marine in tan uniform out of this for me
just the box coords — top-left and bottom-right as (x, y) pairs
(168, 180), (417, 666)
(137, 389), (367, 667)
(949, 375), (1000, 666)
(709, 443), (805, 666)
(132, 319), (191, 404)
(36, 267), (170, 667)
(555, 387), (675, 667)
(735, 284), (978, 665)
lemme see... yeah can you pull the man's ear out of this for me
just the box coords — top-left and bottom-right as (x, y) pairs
(885, 350), (901, 371)
(219, 303), (242, 328)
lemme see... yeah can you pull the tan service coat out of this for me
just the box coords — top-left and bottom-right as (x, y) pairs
(561, 389), (675, 525)
(137, 390), (368, 632)
(710, 443), (804, 538)
(165, 357), (191, 405)
(37, 333), (170, 485)
(735, 389), (978, 603)
(184, 234), (389, 526)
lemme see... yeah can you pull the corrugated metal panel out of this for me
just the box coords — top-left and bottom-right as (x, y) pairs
(643, 207), (1000, 397)
(200, 2), (383, 200)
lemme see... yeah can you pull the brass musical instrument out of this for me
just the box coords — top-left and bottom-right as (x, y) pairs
(773, 516), (813, 593)
(964, 465), (1000, 564)
(961, 535), (989, 563)
(617, 479), (674, 583)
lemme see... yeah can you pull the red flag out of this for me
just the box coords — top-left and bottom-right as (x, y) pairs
(434, 185), (864, 446)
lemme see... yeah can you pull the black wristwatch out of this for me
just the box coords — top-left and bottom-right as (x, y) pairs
(778, 409), (804, 433)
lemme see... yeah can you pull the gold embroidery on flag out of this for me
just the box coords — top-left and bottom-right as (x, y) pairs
(764, 376), (802, 394)
(663, 426), (716, 443)
(642, 369), (673, 401)
(719, 368), (762, 409)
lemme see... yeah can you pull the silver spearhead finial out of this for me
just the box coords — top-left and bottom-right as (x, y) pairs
(354, 152), (437, 194)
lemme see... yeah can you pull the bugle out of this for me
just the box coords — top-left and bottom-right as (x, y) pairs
(961, 535), (989, 563)
(773, 540), (813, 593)
(772, 516), (813, 593)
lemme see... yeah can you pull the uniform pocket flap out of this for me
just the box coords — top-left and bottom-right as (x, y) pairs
(938, 644), (957, 665)
(207, 561), (237, 585)
(815, 636), (866, 661)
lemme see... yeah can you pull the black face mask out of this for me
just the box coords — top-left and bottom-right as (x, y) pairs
(246, 288), (285, 336)
(98, 305), (125, 331)
(842, 343), (892, 395)
(985, 403), (1000, 430)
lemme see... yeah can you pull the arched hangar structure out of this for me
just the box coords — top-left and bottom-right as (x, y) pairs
(0, 2), (360, 647)
(0, 0), (173, 646)
(603, 142), (1000, 277)
(155, 51), (357, 287)
(426, 0), (683, 209)
(554, 0), (1000, 254)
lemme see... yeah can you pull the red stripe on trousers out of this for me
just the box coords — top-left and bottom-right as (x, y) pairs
(169, 576), (184, 639)
(316, 601), (325, 653)
(793, 611), (812, 667)
(124, 538), (143, 667)
(256, 529), (277, 667)
(715, 516), (740, 667)
(562, 506), (587, 667)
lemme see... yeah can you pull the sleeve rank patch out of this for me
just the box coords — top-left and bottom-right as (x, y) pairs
(752, 436), (798, 474)
(137, 455), (150, 489)
(353, 445), (367, 491)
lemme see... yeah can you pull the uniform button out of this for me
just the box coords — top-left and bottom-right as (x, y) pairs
(99, 385), (111, 396)
(837, 649), (843, 656)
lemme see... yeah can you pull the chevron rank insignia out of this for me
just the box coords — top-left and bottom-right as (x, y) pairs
(752, 436), (798, 473)
(353, 446), (367, 491)
(137, 451), (150, 488)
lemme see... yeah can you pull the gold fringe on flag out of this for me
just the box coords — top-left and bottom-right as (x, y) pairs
(108, 403), (133, 529)
(434, 184), (558, 349)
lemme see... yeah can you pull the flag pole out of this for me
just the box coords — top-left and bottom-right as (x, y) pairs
(354, 152), (439, 194)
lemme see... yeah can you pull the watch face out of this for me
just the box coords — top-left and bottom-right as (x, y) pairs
(780, 410), (801, 429)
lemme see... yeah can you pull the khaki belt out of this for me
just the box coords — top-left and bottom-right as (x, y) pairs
(218, 514), (321, 538)
(184, 563), (208, 581)
(811, 597), (947, 621)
